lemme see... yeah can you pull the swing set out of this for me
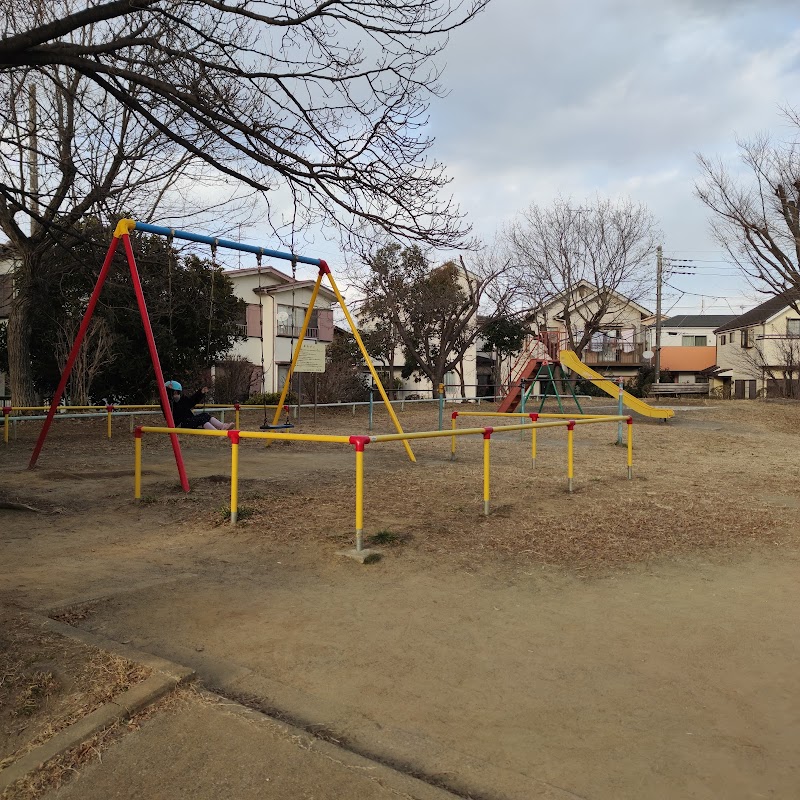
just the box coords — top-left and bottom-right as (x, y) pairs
(29, 218), (414, 491)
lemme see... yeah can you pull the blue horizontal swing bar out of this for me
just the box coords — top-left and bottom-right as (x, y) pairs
(133, 222), (322, 267)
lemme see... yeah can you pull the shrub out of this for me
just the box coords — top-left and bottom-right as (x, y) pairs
(244, 391), (298, 406)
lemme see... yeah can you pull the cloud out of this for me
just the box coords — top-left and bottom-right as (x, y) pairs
(429, 0), (800, 243)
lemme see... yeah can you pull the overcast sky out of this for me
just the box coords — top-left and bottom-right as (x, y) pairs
(226, 0), (800, 317)
(418, 0), (800, 316)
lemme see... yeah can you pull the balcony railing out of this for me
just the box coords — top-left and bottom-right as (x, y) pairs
(582, 343), (644, 365)
(539, 332), (644, 365)
(277, 324), (318, 339)
(503, 332), (645, 394)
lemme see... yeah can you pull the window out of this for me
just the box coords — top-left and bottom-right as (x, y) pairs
(277, 304), (318, 338)
(235, 305), (248, 337)
(720, 335), (727, 346)
(741, 329), (754, 348)
(787, 319), (800, 337)
(681, 335), (708, 347)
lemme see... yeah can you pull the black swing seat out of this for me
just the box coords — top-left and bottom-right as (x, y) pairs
(259, 421), (295, 430)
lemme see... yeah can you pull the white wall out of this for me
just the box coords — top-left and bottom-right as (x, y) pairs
(224, 269), (335, 394)
(646, 326), (719, 349)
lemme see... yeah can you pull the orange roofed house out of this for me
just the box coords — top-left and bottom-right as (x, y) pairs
(645, 315), (736, 388)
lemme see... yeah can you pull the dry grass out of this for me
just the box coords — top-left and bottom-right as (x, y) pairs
(154, 399), (800, 571)
(5, 398), (800, 572)
(0, 611), (150, 771)
(0, 687), (194, 800)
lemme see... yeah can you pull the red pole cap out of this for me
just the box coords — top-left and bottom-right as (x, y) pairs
(451, 411), (459, 420)
(567, 420), (576, 430)
(318, 259), (331, 275)
(2, 406), (11, 416)
(134, 425), (143, 439)
(529, 413), (539, 422)
(348, 434), (371, 452)
(234, 403), (240, 411)
(627, 416), (633, 425)
(106, 404), (114, 413)
(227, 429), (240, 444)
(483, 426), (493, 439)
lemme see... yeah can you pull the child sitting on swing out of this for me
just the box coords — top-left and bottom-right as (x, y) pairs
(164, 381), (234, 430)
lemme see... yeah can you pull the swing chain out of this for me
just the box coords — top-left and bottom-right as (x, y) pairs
(167, 230), (175, 335)
(205, 240), (218, 407)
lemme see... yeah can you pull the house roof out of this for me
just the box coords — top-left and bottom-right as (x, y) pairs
(224, 264), (296, 283)
(659, 346), (717, 373)
(537, 280), (652, 319)
(225, 265), (336, 301)
(256, 281), (336, 301)
(659, 314), (737, 329)
(714, 290), (800, 333)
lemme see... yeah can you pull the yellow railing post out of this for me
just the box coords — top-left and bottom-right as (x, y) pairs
(451, 412), (458, 461)
(483, 428), (492, 515)
(229, 430), (240, 524)
(529, 412), (538, 466)
(106, 404), (114, 440)
(567, 420), (575, 493)
(134, 426), (143, 499)
(350, 435), (369, 551)
(627, 417), (633, 479)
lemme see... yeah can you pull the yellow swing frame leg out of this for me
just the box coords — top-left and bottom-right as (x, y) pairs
(272, 266), (416, 463)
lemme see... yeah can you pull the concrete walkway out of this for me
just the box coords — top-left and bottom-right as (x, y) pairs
(50, 691), (456, 800)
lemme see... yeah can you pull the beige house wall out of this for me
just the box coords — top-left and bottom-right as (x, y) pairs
(224, 269), (335, 394)
(716, 306), (800, 390)
(538, 291), (648, 342)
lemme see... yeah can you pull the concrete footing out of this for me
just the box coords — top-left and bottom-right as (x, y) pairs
(336, 548), (381, 564)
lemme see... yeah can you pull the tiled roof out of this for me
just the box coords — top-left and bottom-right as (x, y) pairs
(714, 290), (800, 333)
(659, 314), (737, 329)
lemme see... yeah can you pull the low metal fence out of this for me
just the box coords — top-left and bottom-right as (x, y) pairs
(133, 413), (634, 557)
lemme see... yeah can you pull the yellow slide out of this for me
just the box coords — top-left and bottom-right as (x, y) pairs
(559, 350), (674, 419)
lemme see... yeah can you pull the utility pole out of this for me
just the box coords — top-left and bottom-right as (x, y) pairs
(654, 244), (663, 383)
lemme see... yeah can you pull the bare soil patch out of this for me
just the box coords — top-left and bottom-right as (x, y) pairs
(2, 398), (800, 799)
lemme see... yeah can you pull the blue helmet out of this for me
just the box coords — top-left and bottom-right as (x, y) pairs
(165, 380), (182, 391)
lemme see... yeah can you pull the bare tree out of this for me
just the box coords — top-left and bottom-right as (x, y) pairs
(213, 356), (259, 403)
(504, 196), (659, 357)
(54, 316), (115, 405)
(353, 242), (520, 392)
(696, 109), (800, 301)
(0, 59), (211, 404)
(0, 0), (487, 248)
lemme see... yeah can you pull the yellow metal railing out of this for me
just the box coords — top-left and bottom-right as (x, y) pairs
(133, 413), (636, 555)
(2, 402), (285, 444)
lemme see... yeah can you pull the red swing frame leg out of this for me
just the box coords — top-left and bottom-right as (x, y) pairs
(29, 232), (191, 493)
(121, 234), (189, 492)
(29, 237), (120, 469)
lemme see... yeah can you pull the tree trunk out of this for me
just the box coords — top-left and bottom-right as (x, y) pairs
(6, 288), (36, 406)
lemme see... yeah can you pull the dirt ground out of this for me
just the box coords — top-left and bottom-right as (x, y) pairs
(1, 398), (799, 799)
